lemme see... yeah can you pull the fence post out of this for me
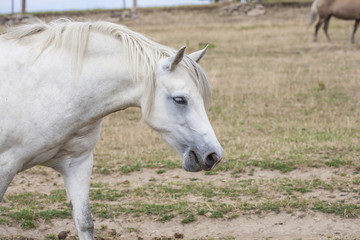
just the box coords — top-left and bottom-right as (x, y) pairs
(11, 0), (14, 14)
(132, 0), (137, 15)
(21, 0), (26, 14)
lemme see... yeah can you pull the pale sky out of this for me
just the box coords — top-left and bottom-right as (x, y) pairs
(0, 0), (210, 14)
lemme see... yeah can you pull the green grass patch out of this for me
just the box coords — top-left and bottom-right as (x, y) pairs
(181, 214), (196, 224)
(159, 213), (174, 222)
(8, 208), (72, 229)
(312, 201), (360, 218)
(119, 162), (142, 174)
(325, 158), (349, 168)
(5, 192), (38, 207)
(246, 160), (294, 173)
(205, 170), (218, 175)
(46, 189), (67, 203)
(144, 159), (181, 169)
(210, 210), (223, 218)
(90, 188), (127, 201)
(0, 217), (8, 225)
(38, 209), (71, 221)
(45, 234), (57, 240)
(156, 169), (166, 174)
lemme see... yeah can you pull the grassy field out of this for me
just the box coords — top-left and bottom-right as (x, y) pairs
(1, 3), (360, 240)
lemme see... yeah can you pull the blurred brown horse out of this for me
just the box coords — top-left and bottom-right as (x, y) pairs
(309, 0), (360, 43)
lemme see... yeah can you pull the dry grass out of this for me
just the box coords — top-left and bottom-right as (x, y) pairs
(93, 6), (360, 171)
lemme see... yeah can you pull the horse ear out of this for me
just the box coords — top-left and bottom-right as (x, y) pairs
(170, 46), (186, 71)
(188, 45), (209, 63)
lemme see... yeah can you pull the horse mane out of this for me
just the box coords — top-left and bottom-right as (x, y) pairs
(3, 19), (211, 118)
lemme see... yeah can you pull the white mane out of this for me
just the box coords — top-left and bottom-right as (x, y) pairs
(3, 19), (211, 118)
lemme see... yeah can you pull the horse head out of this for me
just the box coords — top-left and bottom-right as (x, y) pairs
(144, 46), (223, 172)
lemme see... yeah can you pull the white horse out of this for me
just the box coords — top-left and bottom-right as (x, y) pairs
(0, 19), (223, 239)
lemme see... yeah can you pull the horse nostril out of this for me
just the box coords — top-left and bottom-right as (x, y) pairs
(205, 153), (218, 169)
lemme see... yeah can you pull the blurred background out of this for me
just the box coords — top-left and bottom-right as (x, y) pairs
(0, 0), (216, 14)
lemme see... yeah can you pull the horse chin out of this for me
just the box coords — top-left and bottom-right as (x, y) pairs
(182, 150), (202, 172)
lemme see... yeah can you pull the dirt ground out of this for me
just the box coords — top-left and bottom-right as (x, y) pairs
(1, 3), (360, 240)
(2, 168), (360, 239)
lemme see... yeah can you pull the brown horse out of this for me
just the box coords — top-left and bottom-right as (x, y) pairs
(309, 0), (360, 43)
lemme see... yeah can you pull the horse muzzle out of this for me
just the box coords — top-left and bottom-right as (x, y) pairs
(183, 148), (223, 172)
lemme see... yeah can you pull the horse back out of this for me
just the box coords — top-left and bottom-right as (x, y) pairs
(318, 0), (360, 19)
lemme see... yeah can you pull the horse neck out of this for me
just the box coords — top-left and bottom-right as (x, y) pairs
(82, 35), (145, 119)
(59, 32), (145, 122)
(5, 30), (145, 124)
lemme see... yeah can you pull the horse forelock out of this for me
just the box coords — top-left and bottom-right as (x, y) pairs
(3, 19), (211, 118)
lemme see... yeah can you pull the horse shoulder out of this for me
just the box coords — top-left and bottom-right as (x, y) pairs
(42, 120), (103, 171)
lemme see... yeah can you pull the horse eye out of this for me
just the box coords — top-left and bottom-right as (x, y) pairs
(173, 96), (188, 105)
